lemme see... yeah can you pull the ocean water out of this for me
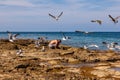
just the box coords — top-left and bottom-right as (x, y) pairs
(0, 32), (120, 50)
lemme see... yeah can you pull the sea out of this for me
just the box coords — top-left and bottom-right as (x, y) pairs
(0, 32), (120, 50)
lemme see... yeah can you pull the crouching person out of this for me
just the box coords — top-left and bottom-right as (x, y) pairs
(48, 39), (61, 49)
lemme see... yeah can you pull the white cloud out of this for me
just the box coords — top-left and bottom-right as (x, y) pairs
(0, 0), (35, 7)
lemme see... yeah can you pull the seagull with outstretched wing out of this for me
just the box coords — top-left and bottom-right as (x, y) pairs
(91, 20), (102, 25)
(12, 33), (20, 40)
(108, 15), (120, 24)
(61, 31), (71, 40)
(49, 12), (63, 21)
(7, 31), (20, 42)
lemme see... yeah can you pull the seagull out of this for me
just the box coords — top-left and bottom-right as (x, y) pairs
(102, 42), (118, 50)
(91, 20), (102, 25)
(61, 32), (71, 40)
(49, 12), (63, 21)
(41, 46), (45, 52)
(7, 31), (20, 42)
(12, 33), (20, 40)
(7, 31), (14, 42)
(16, 49), (23, 56)
(115, 45), (120, 50)
(38, 36), (47, 43)
(108, 15), (120, 24)
(62, 36), (71, 41)
(84, 44), (99, 49)
(35, 39), (40, 48)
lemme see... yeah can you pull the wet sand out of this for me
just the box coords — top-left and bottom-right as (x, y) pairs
(0, 39), (120, 80)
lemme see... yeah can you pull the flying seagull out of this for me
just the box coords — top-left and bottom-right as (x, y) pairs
(84, 44), (99, 49)
(108, 15), (120, 24)
(12, 33), (20, 40)
(91, 20), (102, 25)
(7, 31), (20, 42)
(61, 31), (71, 40)
(49, 12), (63, 21)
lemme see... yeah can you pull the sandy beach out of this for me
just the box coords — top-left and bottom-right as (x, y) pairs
(0, 39), (120, 80)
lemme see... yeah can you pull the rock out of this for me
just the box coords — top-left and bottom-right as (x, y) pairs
(60, 51), (74, 56)
(93, 66), (110, 70)
(48, 60), (58, 65)
(67, 58), (79, 63)
(96, 63), (110, 66)
(91, 70), (109, 77)
(66, 68), (80, 73)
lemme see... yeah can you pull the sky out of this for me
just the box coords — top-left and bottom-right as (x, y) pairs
(0, 0), (120, 32)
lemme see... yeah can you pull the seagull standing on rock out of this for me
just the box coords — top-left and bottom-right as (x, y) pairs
(41, 46), (45, 52)
(16, 49), (23, 56)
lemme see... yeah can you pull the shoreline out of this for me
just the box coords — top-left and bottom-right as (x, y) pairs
(0, 39), (120, 79)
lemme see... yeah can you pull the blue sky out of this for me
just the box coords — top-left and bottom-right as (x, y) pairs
(0, 0), (120, 32)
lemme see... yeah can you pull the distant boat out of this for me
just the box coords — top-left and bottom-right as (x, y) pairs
(75, 30), (89, 34)
(75, 30), (84, 33)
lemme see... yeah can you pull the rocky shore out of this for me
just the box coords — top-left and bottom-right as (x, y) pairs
(0, 39), (120, 80)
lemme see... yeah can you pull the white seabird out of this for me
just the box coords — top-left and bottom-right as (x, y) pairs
(16, 49), (23, 56)
(84, 44), (99, 49)
(102, 42), (118, 50)
(91, 20), (102, 25)
(108, 15), (120, 24)
(7, 31), (19, 42)
(49, 12), (63, 21)
(41, 46), (45, 52)
(61, 32), (71, 40)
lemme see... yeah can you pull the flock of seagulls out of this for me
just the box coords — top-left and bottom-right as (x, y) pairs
(48, 12), (120, 50)
(83, 42), (120, 51)
(6, 31), (47, 56)
(102, 42), (120, 50)
(48, 12), (120, 25)
(4, 12), (120, 56)
(91, 14), (120, 25)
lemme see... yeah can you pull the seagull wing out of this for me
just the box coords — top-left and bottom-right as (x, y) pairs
(108, 15), (115, 21)
(61, 31), (66, 38)
(49, 13), (56, 19)
(88, 44), (99, 48)
(13, 33), (20, 37)
(115, 16), (120, 20)
(96, 20), (102, 25)
(91, 20), (102, 25)
(9, 34), (13, 39)
(58, 12), (63, 18)
(91, 20), (96, 22)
